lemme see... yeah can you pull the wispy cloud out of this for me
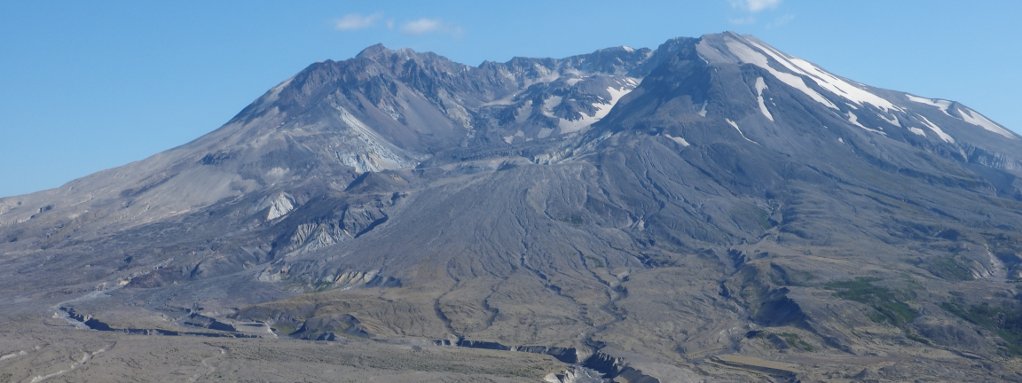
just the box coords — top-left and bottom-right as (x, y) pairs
(334, 13), (462, 37)
(335, 13), (382, 31)
(729, 16), (757, 25)
(766, 14), (796, 29)
(728, 0), (787, 26)
(401, 18), (440, 34)
(730, 0), (781, 13)
(400, 18), (463, 37)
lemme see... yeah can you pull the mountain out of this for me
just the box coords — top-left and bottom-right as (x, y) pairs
(2, 32), (1022, 382)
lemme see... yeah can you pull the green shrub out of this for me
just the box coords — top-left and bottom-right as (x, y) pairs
(825, 278), (918, 327)
(942, 302), (1022, 356)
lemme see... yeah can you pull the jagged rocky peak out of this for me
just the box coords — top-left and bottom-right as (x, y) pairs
(556, 45), (653, 76)
(354, 43), (467, 80)
(355, 42), (391, 59)
(356, 43), (445, 63)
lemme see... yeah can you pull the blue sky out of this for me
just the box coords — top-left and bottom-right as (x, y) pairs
(1, 1), (1019, 197)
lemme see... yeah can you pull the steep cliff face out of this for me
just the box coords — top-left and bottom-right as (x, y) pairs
(2, 33), (1022, 382)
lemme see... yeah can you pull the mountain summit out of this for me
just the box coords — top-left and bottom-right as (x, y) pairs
(2, 33), (1022, 382)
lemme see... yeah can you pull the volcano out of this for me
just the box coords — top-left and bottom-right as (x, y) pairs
(2, 32), (1022, 382)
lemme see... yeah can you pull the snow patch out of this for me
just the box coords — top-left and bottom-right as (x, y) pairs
(846, 112), (887, 135)
(558, 84), (634, 134)
(908, 127), (927, 137)
(786, 57), (899, 112)
(725, 39), (837, 109)
(725, 119), (758, 144)
(878, 113), (901, 127)
(698, 102), (708, 117)
(754, 77), (774, 121)
(664, 134), (690, 147)
(958, 107), (1016, 139)
(743, 37), (900, 112)
(905, 94), (952, 115)
(917, 115), (955, 143)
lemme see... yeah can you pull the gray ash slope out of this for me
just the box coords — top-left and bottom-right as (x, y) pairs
(3, 32), (1022, 381)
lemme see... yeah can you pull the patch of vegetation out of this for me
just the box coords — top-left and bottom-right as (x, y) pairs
(564, 214), (585, 225)
(825, 278), (918, 327)
(584, 255), (606, 268)
(766, 264), (815, 287)
(271, 322), (299, 336)
(942, 302), (1022, 356)
(313, 280), (335, 291)
(777, 332), (814, 352)
(747, 330), (815, 352)
(730, 204), (773, 230)
(925, 257), (974, 281)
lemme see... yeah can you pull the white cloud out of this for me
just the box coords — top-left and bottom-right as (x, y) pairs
(399, 18), (463, 37)
(334, 14), (461, 37)
(401, 18), (442, 35)
(766, 14), (796, 29)
(729, 16), (757, 25)
(731, 0), (781, 13)
(335, 13), (382, 31)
